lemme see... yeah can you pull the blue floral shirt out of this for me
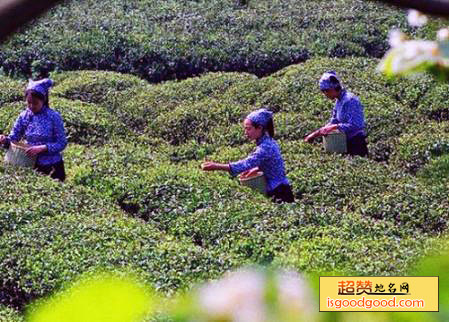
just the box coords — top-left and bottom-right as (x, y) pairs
(5, 106), (67, 166)
(329, 89), (366, 139)
(229, 134), (290, 192)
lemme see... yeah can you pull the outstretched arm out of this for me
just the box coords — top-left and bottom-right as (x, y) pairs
(201, 161), (230, 172)
(202, 145), (267, 175)
(304, 124), (339, 143)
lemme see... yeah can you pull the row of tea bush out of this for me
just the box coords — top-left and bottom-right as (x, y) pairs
(0, 57), (448, 319)
(0, 0), (441, 82)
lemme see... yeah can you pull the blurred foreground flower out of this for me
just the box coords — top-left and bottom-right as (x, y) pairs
(388, 29), (407, 48)
(378, 8), (449, 80)
(377, 39), (443, 76)
(407, 10), (428, 27)
(195, 267), (316, 322)
(437, 28), (449, 42)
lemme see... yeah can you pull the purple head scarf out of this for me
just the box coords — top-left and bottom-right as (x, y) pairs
(246, 108), (273, 127)
(319, 71), (342, 91)
(26, 78), (54, 97)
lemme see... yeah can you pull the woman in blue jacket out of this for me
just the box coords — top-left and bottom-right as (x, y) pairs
(201, 108), (294, 203)
(0, 78), (68, 181)
(305, 71), (368, 157)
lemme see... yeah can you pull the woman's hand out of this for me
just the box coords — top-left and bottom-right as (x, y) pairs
(304, 130), (320, 143)
(201, 161), (218, 171)
(201, 161), (230, 172)
(319, 124), (339, 136)
(240, 167), (260, 179)
(305, 124), (339, 143)
(25, 145), (47, 157)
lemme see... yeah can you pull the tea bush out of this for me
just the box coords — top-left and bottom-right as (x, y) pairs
(51, 70), (146, 104)
(417, 81), (449, 122)
(360, 181), (449, 235)
(389, 122), (449, 173)
(0, 166), (232, 309)
(276, 234), (438, 276)
(1, 54), (449, 319)
(149, 98), (250, 145)
(0, 92), (133, 146)
(0, 102), (23, 135)
(65, 142), (170, 197)
(0, 213), (231, 310)
(0, 167), (121, 235)
(52, 97), (133, 145)
(418, 154), (449, 184)
(281, 141), (402, 208)
(0, 76), (24, 106)
(166, 140), (217, 163)
(68, 146), (258, 224)
(0, 305), (23, 322)
(0, 0), (441, 82)
(100, 72), (257, 132)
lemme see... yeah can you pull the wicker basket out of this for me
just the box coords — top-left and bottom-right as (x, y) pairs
(323, 130), (347, 154)
(239, 171), (267, 195)
(4, 142), (36, 168)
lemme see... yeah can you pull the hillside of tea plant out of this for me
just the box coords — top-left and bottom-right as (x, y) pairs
(0, 0), (443, 82)
(1, 56), (449, 320)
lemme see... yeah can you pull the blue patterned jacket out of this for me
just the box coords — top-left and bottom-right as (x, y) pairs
(329, 89), (366, 139)
(229, 134), (290, 192)
(5, 106), (67, 166)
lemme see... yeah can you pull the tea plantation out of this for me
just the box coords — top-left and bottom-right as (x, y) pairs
(1, 0), (449, 320)
(1, 56), (449, 320)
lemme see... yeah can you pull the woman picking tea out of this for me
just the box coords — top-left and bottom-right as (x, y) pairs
(304, 71), (368, 157)
(0, 78), (67, 181)
(201, 108), (294, 203)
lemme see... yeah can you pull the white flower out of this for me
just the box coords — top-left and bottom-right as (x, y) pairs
(407, 10), (428, 27)
(437, 28), (449, 41)
(198, 269), (266, 322)
(378, 40), (441, 75)
(276, 270), (316, 317)
(388, 29), (407, 47)
(196, 268), (317, 322)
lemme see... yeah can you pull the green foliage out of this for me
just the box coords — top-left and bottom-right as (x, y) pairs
(412, 247), (449, 311)
(0, 305), (23, 322)
(418, 153), (449, 184)
(1, 1), (448, 318)
(389, 122), (449, 172)
(0, 101), (23, 134)
(0, 211), (230, 309)
(0, 168), (118, 236)
(51, 70), (146, 104)
(418, 81), (449, 121)
(1, 55), (449, 320)
(277, 234), (432, 276)
(149, 99), (249, 145)
(0, 76), (24, 105)
(360, 181), (449, 235)
(0, 0), (429, 82)
(51, 97), (132, 145)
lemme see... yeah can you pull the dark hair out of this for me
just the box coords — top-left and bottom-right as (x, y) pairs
(252, 118), (275, 138)
(328, 75), (342, 92)
(25, 89), (49, 106)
